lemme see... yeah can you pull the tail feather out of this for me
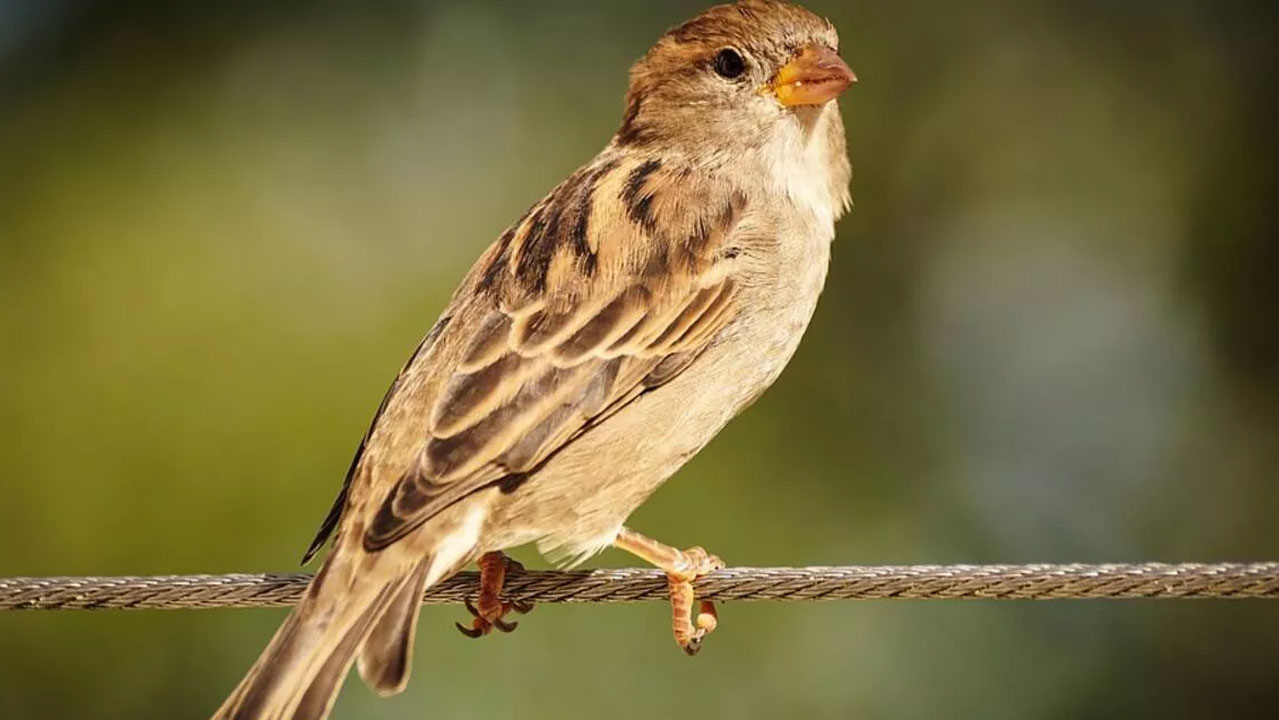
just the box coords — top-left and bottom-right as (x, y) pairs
(213, 502), (490, 720)
(289, 584), (397, 720)
(211, 555), (413, 720)
(356, 559), (432, 696)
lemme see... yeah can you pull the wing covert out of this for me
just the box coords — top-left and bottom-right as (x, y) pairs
(363, 157), (746, 551)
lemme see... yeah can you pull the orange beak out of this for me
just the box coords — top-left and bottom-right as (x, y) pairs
(771, 44), (857, 107)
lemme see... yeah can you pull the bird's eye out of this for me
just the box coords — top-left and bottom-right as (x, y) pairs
(713, 48), (747, 79)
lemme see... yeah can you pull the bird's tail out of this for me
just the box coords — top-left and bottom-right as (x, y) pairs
(211, 544), (447, 720)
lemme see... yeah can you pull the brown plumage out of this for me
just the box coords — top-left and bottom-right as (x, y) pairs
(214, 2), (854, 718)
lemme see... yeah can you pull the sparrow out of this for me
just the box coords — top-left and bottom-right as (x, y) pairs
(213, 2), (854, 718)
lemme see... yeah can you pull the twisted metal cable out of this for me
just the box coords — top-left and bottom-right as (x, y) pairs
(3, 563), (1277, 610)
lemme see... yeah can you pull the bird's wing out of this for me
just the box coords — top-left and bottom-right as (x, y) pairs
(360, 157), (747, 550)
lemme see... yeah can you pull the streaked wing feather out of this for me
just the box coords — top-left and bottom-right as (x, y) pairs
(363, 157), (744, 551)
(365, 276), (737, 549)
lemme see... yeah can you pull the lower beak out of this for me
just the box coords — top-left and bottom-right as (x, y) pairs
(771, 44), (857, 107)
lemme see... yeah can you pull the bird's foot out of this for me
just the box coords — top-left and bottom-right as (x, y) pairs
(614, 528), (725, 656)
(455, 551), (534, 639)
(666, 546), (724, 655)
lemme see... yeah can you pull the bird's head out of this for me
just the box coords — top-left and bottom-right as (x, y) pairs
(616, 0), (855, 159)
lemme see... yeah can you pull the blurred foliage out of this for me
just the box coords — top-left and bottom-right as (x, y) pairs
(1, 1), (1276, 718)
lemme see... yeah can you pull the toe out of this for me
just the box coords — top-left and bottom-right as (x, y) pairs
(695, 601), (718, 634)
(456, 620), (487, 639)
(681, 629), (707, 657)
(682, 547), (724, 576)
(507, 599), (535, 615)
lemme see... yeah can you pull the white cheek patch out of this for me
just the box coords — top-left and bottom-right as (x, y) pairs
(765, 112), (839, 230)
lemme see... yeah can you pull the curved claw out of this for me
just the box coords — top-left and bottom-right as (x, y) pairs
(493, 617), (519, 633)
(682, 631), (706, 657)
(508, 599), (534, 615)
(463, 598), (481, 619)
(455, 621), (486, 639)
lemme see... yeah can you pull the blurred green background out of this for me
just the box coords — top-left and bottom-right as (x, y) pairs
(2, 0), (1276, 718)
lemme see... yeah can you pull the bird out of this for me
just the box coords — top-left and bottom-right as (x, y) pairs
(212, 2), (854, 718)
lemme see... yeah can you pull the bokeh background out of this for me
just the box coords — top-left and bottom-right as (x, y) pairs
(2, 0), (1276, 717)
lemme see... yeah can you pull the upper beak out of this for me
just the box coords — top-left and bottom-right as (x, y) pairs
(771, 44), (857, 108)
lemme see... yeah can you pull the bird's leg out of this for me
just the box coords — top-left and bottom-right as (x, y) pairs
(613, 527), (724, 656)
(455, 551), (533, 639)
